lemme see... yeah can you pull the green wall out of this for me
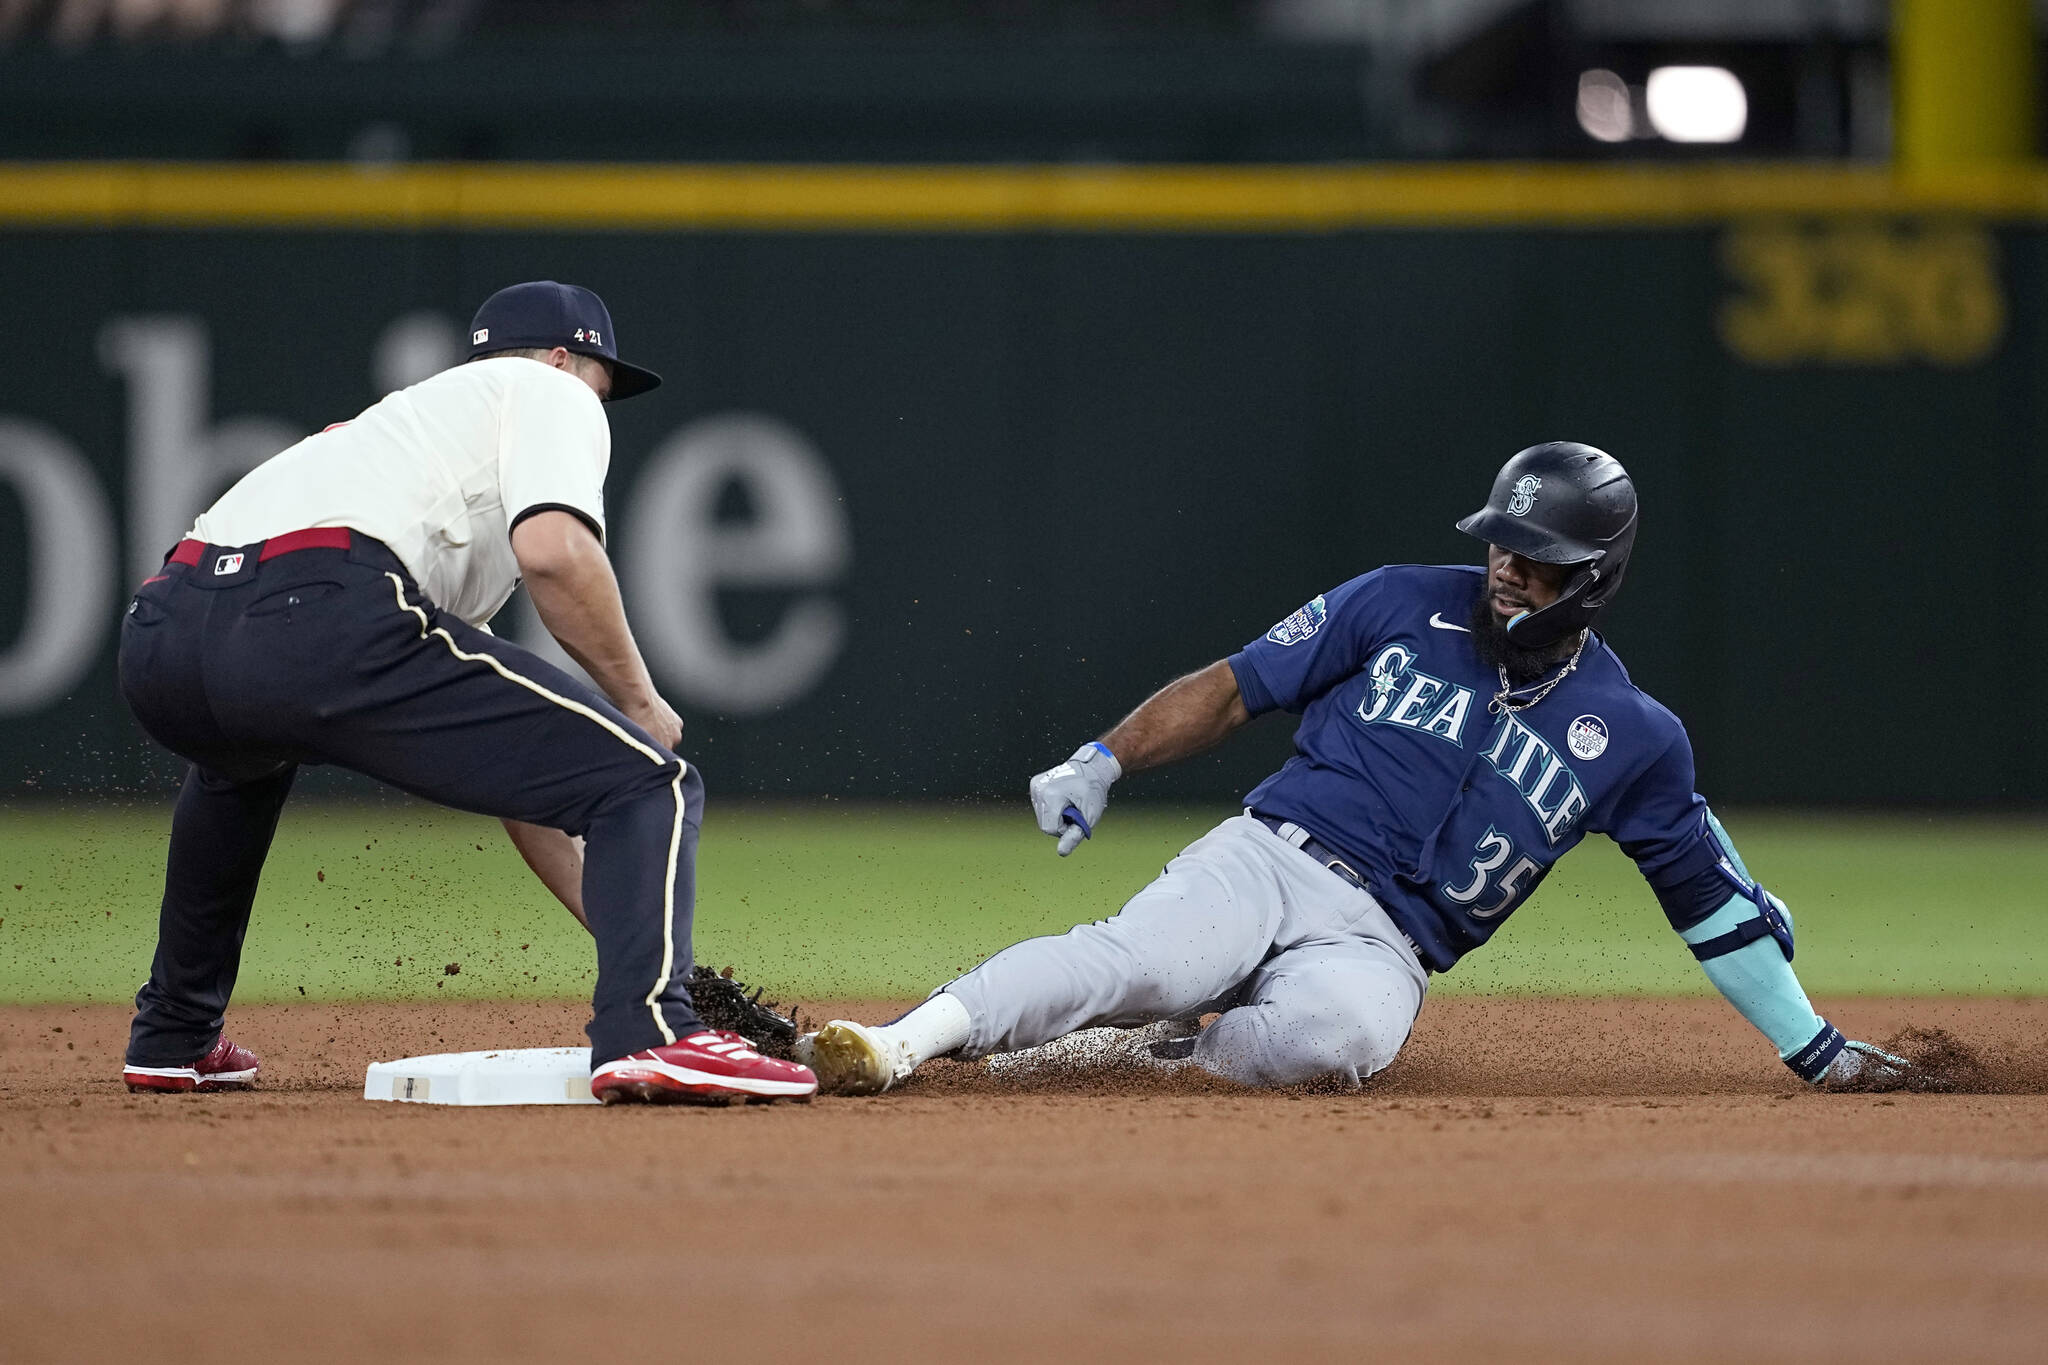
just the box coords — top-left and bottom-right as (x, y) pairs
(1, 211), (2038, 804)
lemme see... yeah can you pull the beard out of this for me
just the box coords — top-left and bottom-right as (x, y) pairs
(1467, 587), (1576, 686)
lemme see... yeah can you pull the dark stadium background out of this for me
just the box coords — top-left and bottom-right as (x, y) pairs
(0, 0), (2039, 807)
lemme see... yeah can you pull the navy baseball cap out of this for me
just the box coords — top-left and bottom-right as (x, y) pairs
(466, 280), (662, 402)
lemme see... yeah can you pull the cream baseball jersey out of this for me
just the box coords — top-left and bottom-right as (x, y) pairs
(190, 357), (609, 626)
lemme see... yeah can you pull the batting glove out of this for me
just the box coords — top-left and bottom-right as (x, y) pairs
(1817, 1038), (1913, 1091)
(1029, 742), (1122, 856)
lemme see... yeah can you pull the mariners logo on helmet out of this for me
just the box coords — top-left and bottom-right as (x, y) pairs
(1508, 475), (1543, 516)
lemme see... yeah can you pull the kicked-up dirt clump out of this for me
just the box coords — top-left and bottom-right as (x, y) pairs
(1874, 1025), (2048, 1095)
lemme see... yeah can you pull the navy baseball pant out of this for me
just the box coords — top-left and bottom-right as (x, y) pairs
(117, 530), (704, 1069)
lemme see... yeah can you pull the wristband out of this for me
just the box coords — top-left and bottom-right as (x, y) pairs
(1785, 1020), (1846, 1083)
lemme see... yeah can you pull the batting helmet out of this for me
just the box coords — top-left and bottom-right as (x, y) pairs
(1455, 442), (1638, 648)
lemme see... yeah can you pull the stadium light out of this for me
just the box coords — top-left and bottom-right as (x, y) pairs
(1575, 69), (1635, 143)
(1644, 66), (1747, 144)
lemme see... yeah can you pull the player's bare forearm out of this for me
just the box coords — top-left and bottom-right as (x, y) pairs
(502, 819), (590, 932)
(1099, 660), (1251, 774)
(510, 510), (680, 748)
(511, 511), (655, 709)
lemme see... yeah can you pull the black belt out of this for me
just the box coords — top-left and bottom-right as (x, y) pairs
(1249, 811), (1430, 970)
(1250, 812), (1370, 893)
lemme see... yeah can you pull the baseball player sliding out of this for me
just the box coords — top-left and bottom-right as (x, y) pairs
(802, 443), (1909, 1095)
(116, 281), (816, 1104)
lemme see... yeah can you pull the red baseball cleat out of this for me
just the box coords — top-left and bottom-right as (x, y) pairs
(123, 1036), (261, 1093)
(590, 1030), (818, 1105)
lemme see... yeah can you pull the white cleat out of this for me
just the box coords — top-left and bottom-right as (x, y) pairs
(982, 1018), (1201, 1078)
(804, 1020), (914, 1096)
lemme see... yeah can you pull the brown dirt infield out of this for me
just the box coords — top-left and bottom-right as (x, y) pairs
(3, 996), (2045, 1364)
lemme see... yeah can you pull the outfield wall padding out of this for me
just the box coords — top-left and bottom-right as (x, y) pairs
(1, 167), (2040, 804)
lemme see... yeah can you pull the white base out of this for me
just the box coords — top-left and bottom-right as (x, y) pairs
(363, 1047), (598, 1106)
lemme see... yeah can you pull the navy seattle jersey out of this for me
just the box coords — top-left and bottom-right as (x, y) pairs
(1228, 564), (1727, 974)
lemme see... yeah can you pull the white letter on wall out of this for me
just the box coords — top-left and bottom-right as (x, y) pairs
(624, 414), (851, 715)
(0, 421), (117, 715)
(99, 318), (305, 586)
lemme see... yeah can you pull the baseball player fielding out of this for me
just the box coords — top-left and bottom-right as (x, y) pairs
(114, 281), (817, 1106)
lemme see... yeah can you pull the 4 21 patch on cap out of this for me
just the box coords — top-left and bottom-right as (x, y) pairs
(1266, 595), (1328, 647)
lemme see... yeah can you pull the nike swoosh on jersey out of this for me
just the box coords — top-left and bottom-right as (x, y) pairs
(1428, 613), (1471, 633)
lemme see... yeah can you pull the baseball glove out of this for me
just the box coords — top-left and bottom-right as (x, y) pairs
(687, 964), (805, 1060)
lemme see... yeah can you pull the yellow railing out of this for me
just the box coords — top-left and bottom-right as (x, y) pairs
(8, 162), (2048, 230)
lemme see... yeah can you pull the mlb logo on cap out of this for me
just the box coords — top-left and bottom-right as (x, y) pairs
(465, 281), (661, 402)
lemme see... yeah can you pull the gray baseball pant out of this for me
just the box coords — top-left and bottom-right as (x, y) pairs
(942, 814), (1430, 1087)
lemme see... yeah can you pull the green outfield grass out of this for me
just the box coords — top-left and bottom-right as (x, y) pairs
(1, 800), (2042, 1004)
